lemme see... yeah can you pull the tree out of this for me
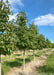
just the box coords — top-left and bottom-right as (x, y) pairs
(46, 38), (52, 48)
(0, 0), (16, 55)
(37, 34), (46, 50)
(0, 0), (10, 55)
(51, 43), (54, 48)
(0, 0), (17, 74)
(28, 22), (39, 62)
(15, 11), (29, 70)
(0, 0), (11, 33)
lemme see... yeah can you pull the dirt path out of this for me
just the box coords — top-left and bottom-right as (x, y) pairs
(7, 49), (54, 75)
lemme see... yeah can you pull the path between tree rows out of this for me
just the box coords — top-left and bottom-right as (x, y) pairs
(7, 49), (54, 75)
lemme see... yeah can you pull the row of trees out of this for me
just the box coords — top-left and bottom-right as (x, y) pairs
(0, 0), (54, 70)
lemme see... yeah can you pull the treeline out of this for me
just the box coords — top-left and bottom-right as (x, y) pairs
(0, 0), (54, 55)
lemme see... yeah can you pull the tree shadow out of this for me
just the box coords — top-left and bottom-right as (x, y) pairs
(25, 58), (31, 63)
(27, 55), (33, 56)
(3, 57), (32, 68)
(4, 58), (23, 68)
(14, 54), (22, 56)
(35, 54), (40, 57)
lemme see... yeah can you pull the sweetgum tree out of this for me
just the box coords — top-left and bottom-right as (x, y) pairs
(28, 22), (39, 62)
(15, 11), (29, 70)
(0, 0), (16, 55)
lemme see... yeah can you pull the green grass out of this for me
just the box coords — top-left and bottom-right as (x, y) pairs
(1, 54), (22, 61)
(1, 49), (51, 61)
(1, 54), (33, 74)
(1, 49), (51, 75)
(38, 51), (54, 74)
(35, 49), (51, 57)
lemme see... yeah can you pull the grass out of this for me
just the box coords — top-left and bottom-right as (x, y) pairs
(38, 51), (54, 74)
(1, 54), (22, 61)
(1, 49), (51, 74)
(35, 49), (51, 57)
(1, 54), (33, 74)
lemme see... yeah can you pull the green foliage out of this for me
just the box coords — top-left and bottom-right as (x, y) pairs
(46, 38), (52, 48)
(15, 11), (29, 50)
(0, 0), (16, 55)
(36, 34), (46, 50)
(0, 0), (11, 32)
(16, 10), (28, 26)
(28, 22), (39, 50)
(51, 43), (54, 48)
(0, 0), (53, 55)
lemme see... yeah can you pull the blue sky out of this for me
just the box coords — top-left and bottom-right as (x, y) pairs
(4, 0), (54, 43)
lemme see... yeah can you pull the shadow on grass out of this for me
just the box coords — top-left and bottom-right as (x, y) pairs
(3, 57), (32, 68)
(2, 55), (34, 74)
(14, 54), (22, 56)
(39, 65), (54, 73)
(28, 54), (33, 56)
(35, 54), (40, 57)
(26, 55), (33, 62)
(28, 54), (40, 57)
(1, 68), (4, 75)
(4, 59), (22, 67)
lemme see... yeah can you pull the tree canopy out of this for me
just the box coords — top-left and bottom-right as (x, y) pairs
(0, 0), (16, 55)
(0, 0), (53, 55)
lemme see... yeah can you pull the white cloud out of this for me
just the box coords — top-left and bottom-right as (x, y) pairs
(4, 0), (24, 13)
(4, 0), (24, 6)
(33, 14), (54, 26)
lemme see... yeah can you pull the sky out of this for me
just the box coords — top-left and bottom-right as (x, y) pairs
(4, 0), (54, 43)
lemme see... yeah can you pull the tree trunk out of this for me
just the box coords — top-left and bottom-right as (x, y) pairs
(22, 50), (23, 56)
(23, 50), (25, 70)
(0, 55), (1, 63)
(33, 50), (35, 62)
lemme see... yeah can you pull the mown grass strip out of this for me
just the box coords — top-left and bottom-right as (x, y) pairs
(38, 51), (54, 73)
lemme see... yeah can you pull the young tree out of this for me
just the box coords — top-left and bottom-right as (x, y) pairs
(0, 0), (10, 55)
(37, 34), (46, 50)
(46, 38), (52, 48)
(0, 0), (16, 55)
(15, 11), (29, 70)
(51, 43), (54, 48)
(28, 22), (39, 62)
(0, 0), (16, 75)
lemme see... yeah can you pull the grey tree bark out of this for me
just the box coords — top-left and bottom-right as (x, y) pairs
(33, 50), (35, 62)
(23, 50), (25, 70)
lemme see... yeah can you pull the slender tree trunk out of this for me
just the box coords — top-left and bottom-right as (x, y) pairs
(33, 50), (35, 62)
(23, 50), (25, 70)
(0, 55), (1, 63)
(22, 50), (23, 56)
